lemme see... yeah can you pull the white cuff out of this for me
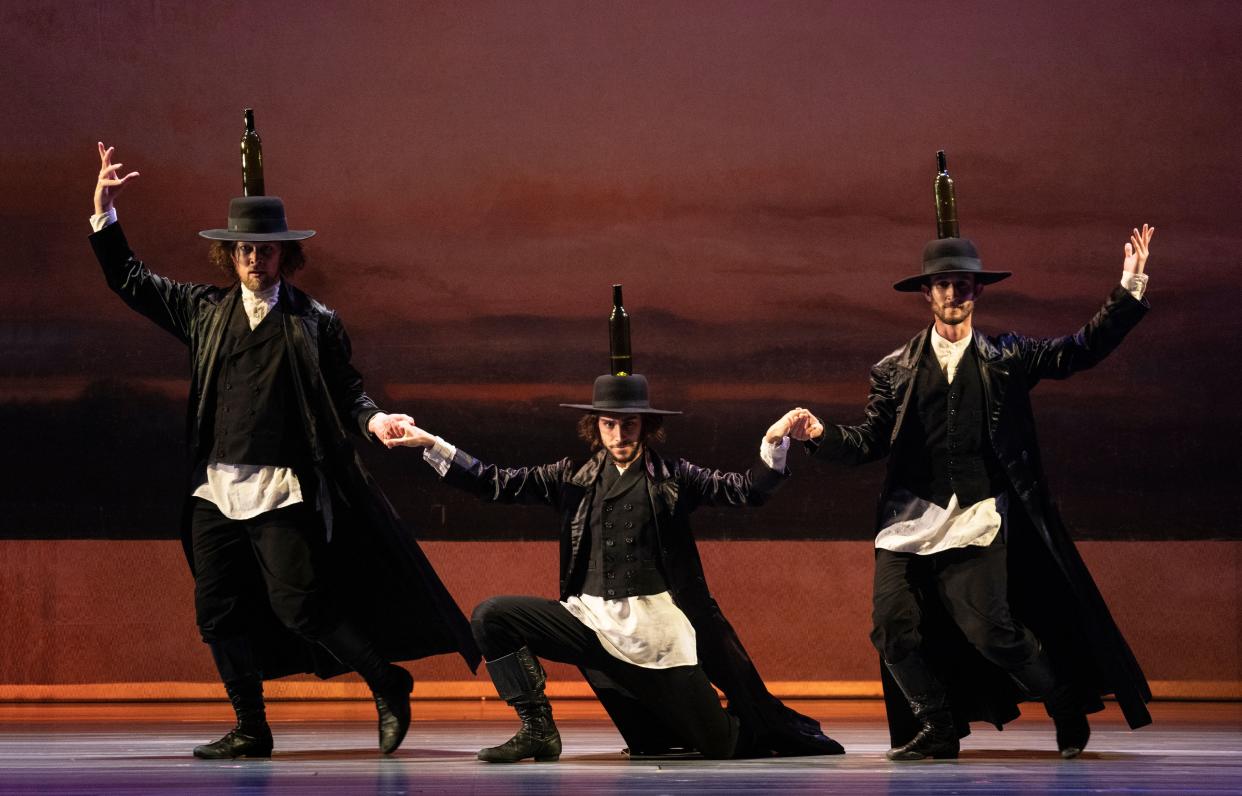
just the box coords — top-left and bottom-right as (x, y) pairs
(1121, 271), (1149, 300)
(90, 207), (117, 232)
(760, 436), (790, 472)
(421, 436), (457, 477)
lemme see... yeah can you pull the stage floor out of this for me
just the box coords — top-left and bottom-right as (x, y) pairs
(0, 699), (1238, 794)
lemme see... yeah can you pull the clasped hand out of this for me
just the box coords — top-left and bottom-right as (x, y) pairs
(766, 407), (824, 445)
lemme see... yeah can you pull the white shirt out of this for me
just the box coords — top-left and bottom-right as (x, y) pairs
(875, 271), (1149, 555)
(423, 435), (789, 668)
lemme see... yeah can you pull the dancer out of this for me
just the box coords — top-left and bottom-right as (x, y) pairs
(388, 292), (844, 761)
(801, 154), (1153, 759)
(89, 142), (478, 758)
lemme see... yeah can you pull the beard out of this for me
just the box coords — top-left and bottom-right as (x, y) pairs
(607, 441), (643, 466)
(931, 299), (974, 326)
(240, 271), (277, 292)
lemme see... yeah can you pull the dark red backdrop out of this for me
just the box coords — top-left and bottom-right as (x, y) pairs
(2, 1), (1240, 541)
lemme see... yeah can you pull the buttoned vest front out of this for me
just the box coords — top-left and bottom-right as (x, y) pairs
(208, 298), (308, 468)
(581, 459), (668, 599)
(892, 340), (1007, 507)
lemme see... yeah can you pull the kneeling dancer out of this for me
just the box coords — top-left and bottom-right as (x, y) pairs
(389, 300), (843, 761)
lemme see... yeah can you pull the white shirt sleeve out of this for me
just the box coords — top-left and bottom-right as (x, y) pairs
(90, 207), (117, 232)
(1121, 271), (1149, 300)
(760, 435), (790, 472)
(421, 436), (458, 477)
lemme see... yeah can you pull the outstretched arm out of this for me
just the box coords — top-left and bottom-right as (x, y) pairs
(676, 408), (820, 510)
(1022, 223), (1155, 383)
(386, 423), (572, 507)
(802, 360), (900, 465)
(314, 312), (409, 442)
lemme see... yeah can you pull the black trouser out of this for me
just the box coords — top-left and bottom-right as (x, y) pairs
(471, 595), (737, 759)
(871, 538), (1041, 673)
(191, 497), (340, 645)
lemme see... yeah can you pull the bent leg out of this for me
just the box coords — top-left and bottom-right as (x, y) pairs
(471, 595), (612, 666)
(936, 541), (1039, 672)
(248, 504), (411, 753)
(937, 541), (1089, 757)
(470, 596), (609, 763)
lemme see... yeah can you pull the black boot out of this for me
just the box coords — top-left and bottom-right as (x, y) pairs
(193, 678), (274, 759)
(1046, 685), (1090, 758)
(884, 653), (959, 761)
(1010, 649), (1090, 758)
(318, 623), (414, 754)
(477, 647), (562, 763)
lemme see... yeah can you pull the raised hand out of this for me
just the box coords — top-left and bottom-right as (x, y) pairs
(1123, 223), (1155, 276)
(94, 142), (140, 216)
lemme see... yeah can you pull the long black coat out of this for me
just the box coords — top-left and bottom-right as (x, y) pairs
(441, 444), (843, 756)
(90, 222), (479, 678)
(812, 284), (1152, 743)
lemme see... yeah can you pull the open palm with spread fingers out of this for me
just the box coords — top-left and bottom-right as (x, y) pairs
(94, 142), (140, 215)
(1123, 223), (1155, 276)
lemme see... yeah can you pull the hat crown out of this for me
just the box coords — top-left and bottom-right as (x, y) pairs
(922, 236), (980, 264)
(227, 196), (289, 234)
(591, 374), (651, 411)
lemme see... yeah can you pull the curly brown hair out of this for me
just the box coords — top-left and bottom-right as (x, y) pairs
(576, 412), (666, 451)
(209, 240), (306, 282)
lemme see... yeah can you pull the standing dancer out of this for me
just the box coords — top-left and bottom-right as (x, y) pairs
(801, 154), (1153, 759)
(89, 140), (478, 758)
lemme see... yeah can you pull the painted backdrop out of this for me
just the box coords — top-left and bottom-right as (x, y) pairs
(2, 1), (1239, 541)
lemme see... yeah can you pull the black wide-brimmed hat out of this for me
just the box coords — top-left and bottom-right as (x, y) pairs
(198, 196), (316, 242)
(892, 237), (1012, 292)
(559, 374), (682, 415)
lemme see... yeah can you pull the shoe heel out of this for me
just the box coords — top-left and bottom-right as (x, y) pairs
(535, 754), (560, 762)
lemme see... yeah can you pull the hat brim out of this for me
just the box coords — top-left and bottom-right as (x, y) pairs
(558, 403), (682, 415)
(893, 269), (1011, 292)
(198, 229), (316, 242)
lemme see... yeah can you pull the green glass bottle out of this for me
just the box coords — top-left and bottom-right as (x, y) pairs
(241, 108), (265, 197)
(934, 150), (958, 239)
(609, 284), (632, 377)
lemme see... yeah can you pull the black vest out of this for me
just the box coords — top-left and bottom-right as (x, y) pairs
(581, 459), (668, 599)
(208, 297), (308, 468)
(892, 339), (1007, 507)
